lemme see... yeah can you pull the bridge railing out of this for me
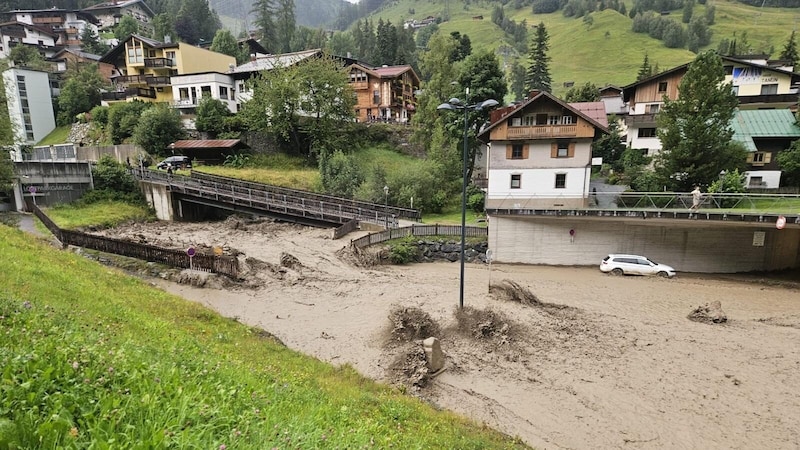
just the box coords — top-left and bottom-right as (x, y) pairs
(189, 171), (421, 221)
(597, 192), (800, 213)
(131, 168), (417, 227)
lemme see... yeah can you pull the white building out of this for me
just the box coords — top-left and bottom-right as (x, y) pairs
(170, 71), (237, 128)
(2, 67), (56, 146)
(0, 21), (59, 59)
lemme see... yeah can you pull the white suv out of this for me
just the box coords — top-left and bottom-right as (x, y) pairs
(600, 254), (676, 278)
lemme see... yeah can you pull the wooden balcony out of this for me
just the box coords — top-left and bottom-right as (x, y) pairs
(145, 75), (171, 86)
(506, 124), (578, 139)
(625, 113), (657, 126)
(101, 87), (156, 101)
(349, 81), (369, 90)
(144, 57), (175, 68)
(115, 74), (147, 84)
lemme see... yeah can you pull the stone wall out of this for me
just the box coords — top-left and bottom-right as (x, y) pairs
(396, 239), (490, 264)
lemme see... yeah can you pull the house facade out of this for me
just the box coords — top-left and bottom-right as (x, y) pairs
(731, 109), (800, 189)
(346, 63), (420, 123)
(49, 48), (115, 82)
(479, 90), (607, 210)
(622, 56), (800, 158)
(100, 34), (236, 104)
(2, 67), (56, 146)
(82, 0), (154, 36)
(170, 72), (237, 126)
(0, 21), (59, 59)
(2, 9), (100, 50)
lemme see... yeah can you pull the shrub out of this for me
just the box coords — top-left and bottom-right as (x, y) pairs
(388, 241), (419, 264)
(90, 106), (109, 128)
(223, 153), (251, 169)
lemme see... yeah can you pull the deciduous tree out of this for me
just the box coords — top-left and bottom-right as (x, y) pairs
(57, 64), (106, 125)
(776, 140), (800, 187)
(195, 97), (232, 137)
(133, 104), (185, 156)
(564, 82), (599, 102)
(654, 51), (744, 191)
(80, 27), (107, 56)
(114, 15), (139, 40)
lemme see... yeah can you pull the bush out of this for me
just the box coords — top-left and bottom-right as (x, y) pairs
(319, 150), (363, 198)
(466, 184), (486, 213)
(90, 106), (109, 128)
(84, 155), (144, 205)
(223, 153), (251, 169)
(388, 240), (420, 264)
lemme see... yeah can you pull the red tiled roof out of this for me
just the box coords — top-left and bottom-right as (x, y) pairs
(374, 65), (412, 77)
(170, 139), (245, 149)
(569, 102), (608, 128)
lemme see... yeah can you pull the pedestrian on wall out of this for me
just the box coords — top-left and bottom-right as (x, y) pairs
(690, 186), (702, 210)
(166, 164), (173, 176)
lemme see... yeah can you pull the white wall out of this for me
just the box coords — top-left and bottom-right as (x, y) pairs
(488, 167), (589, 207)
(2, 68), (56, 145)
(744, 170), (782, 189)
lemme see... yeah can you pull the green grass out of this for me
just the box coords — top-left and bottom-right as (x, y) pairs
(0, 225), (525, 448)
(36, 126), (72, 146)
(194, 153), (322, 191)
(422, 202), (487, 226)
(44, 201), (154, 230)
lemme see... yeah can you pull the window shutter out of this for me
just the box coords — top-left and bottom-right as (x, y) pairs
(746, 153), (754, 163)
(506, 144), (512, 159)
(568, 143), (575, 158)
(550, 143), (557, 158)
(523, 145), (529, 159)
(764, 152), (772, 164)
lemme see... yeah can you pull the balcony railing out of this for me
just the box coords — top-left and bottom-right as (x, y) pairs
(145, 75), (170, 86)
(349, 81), (369, 90)
(114, 74), (147, 84)
(144, 57), (175, 68)
(625, 113), (658, 125)
(101, 87), (157, 101)
(506, 124), (578, 139)
(173, 98), (197, 107)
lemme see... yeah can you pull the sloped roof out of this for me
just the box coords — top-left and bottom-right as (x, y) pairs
(230, 49), (323, 74)
(374, 65), (412, 77)
(49, 48), (102, 61)
(569, 101), (608, 128)
(0, 20), (59, 38)
(83, 0), (155, 17)
(170, 139), (247, 149)
(99, 33), (177, 63)
(479, 90), (608, 141)
(731, 109), (800, 151)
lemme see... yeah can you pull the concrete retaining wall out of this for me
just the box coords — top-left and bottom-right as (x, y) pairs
(490, 216), (800, 273)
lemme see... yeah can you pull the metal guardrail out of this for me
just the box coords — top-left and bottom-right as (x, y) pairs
(190, 171), (422, 222)
(596, 192), (800, 214)
(350, 224), (488, 249)
(132, 169), (418, 227)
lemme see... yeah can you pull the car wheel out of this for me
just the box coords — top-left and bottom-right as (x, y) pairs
(611, 268), (623, 276)
(657, 271), (670, 278)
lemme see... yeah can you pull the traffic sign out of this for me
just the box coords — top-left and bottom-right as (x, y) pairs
(776, 216), (786, 230)
(186, 247), (196, 257)
(27, 186), (36, 194)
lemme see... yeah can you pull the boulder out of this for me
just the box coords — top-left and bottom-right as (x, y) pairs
(688, 300), (727, 324)
(422, 337), (445, 373)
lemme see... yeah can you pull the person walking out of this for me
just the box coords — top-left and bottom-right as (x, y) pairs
(690, 186), (702, 211)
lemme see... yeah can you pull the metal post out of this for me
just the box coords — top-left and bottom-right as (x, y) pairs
(459, 99), (468, 310)
(384, 185), (389, 229)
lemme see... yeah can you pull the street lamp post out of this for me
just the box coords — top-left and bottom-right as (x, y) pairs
(437, 91), (499, 309)
(383, 185), (389, 229)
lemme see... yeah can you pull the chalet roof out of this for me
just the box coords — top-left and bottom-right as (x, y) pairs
(230, 48), (324, 74)
(99, 33), (177, 63)
(374, 65), (412, 77)
(83, 0), (155, 18)
(598, 85), (622, 96)
(731, 109), (800, 151)
(478, 90), (608, 141)
(49, 48), (103, 61)
(569, 101), (608, 128)
(7, 9), (101, 24)
(170, 139), (247, 149)
(622, 55), (800, 102)
(0, 20), (59, 38)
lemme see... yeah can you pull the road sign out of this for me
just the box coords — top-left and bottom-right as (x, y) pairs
(213, 246), (223, 256)
(27, 186), (36, 194)
(776, 215), (786, 230)
(186, 247), (196, 257)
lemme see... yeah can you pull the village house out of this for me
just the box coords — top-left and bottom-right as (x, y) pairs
(99, 34), (235, 105)
(346, 63), (420, 123)
(1, 8), (101, 51)
(2, 67), (56, 146)
(82, 0), (154, 36)
(622, 55), (800, 158)
(0, 20), (59, 59)
(731, 109), (800, 189)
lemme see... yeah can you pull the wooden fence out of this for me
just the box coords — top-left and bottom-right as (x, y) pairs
(350, 224), (488, 249)
(31, 205), (239, 278)
(332, 219), (359, 240)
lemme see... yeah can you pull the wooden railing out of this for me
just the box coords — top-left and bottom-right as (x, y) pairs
(350, 224), (487, 249)
(31, 205), (239, 278)
(332, 219), (359, 239)
(506, 124), (577, 139)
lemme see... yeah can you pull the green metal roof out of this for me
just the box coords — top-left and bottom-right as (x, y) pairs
(731, 109), (800, 151)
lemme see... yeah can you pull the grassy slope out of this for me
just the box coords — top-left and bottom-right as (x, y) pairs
(0, 225), (525, 448)
(44, 201), (154, 230)
(369, 0), (798, 94)
(36, 126), (71, 146)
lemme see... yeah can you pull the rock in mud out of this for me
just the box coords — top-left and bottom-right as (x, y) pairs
(688, 301), (727, 324)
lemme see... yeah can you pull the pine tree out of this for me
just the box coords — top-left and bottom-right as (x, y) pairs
(80, 26), (107, 56)
(654, 51), (743, 191)
(275, 0), (296, 53)
(524, 22), (552, 93)
(252, 0), (276, 52)
(780, 30), (799, 69)
(637, 52), (652, 80)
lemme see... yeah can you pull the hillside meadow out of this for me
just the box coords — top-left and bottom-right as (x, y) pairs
(369, 0), (798, 94)
(0, 224), (526, 448)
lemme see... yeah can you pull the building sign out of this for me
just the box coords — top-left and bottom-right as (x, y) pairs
(732, 67), (762, 85)
(752, 231), (766, 247)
